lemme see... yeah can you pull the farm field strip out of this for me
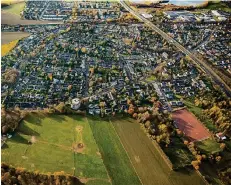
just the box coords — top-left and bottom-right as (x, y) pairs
(111, 116), (206, 185)
(1, 32), (30, 45)
(1, 2), (25, 16)
(87, 117), (141, 185)
(109, 119), (144, 185)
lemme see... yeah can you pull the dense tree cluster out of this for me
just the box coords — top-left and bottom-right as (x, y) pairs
(2, 68), (19, 85)
(1, 163), (84, 185)
(1, 108), (27, 134)
(127, 99), (173, 145)
(218, 167), (231, 185)
(194, 90), (231, 136)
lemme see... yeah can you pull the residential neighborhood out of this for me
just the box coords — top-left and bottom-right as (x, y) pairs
(1, 1), (231, 185)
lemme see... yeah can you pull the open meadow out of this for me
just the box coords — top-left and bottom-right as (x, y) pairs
(1, 113), (111, 185)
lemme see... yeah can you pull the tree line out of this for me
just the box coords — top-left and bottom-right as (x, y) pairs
(1, 163), (84, 185)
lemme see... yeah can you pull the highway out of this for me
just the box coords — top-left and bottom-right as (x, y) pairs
(119, 1), (231, 97)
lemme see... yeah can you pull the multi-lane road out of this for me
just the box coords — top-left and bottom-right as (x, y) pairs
(119, 1), (231, 97)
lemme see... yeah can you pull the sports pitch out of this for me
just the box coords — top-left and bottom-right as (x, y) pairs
(173, 109), (210, 142)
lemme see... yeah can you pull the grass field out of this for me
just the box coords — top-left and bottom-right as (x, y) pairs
(146, 74), (156, 82)
(1, 113), (110, 185)
(2, 2), (25, 16)
(87, 116), (141, 185)
(111, 115), (206, 185)
(2, 113), (207, 185)
(196, 138), (222, 155)
(1, 0), (24, 5)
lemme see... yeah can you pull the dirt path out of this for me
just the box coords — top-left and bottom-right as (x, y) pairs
(80, 177), (111, 184)
(38, 140), (72, 151)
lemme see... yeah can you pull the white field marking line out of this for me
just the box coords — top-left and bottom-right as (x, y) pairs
(109, 120), (144, 185)
(85, 117), (112, 185)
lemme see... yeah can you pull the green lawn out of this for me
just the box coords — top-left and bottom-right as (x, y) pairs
(2, 113), (110, 184)
(196, 138), (222, 155)
(184, 99), (217, 132)
(146, 75), (156, 82)
(87, 116), (141, 185)
(2, 2), (25, 16)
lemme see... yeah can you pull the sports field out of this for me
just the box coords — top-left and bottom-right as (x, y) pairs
(172, 109), (210, 142)
(1, 113), (111, 185)
(111, 116), (206, 185)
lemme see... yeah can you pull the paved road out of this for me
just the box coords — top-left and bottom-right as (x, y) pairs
(119, 1), (231, 97)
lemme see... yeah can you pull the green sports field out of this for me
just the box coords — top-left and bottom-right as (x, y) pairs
(1, 113), (110, 185)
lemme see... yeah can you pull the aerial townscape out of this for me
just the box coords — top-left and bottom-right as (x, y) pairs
(1, 0), (231, 185)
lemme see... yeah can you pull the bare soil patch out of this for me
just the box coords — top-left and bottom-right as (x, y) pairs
(134, 156), (140, 163)
(1, 11), (63, 25)
(1, 32), (30, 45)
(75, 125), (83, 133)
(73, 142), (85, 154)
